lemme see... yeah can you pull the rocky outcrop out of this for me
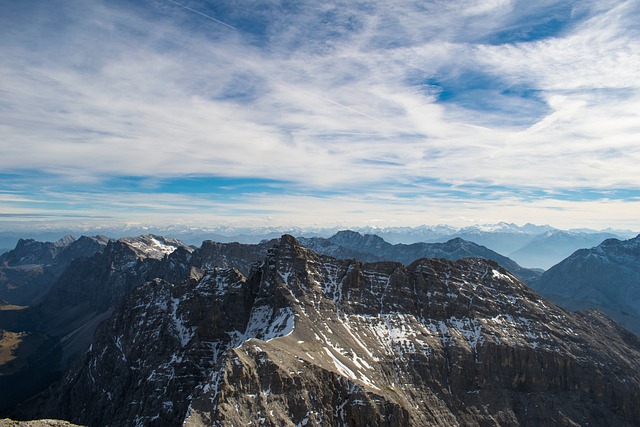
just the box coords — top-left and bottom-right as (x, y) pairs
(531, 234), (640, 335)
(32, 235), (640, 426)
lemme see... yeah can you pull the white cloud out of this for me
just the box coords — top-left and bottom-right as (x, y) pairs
(477, 3), (640, 91)
(463, 1), (640, 190)
(4, 187), (639, 231)
(1, 0), (639, 229)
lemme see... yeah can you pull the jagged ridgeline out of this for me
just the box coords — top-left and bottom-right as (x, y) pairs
(21, 235), (640, 426)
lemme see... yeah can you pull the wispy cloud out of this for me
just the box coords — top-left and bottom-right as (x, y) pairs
(1, 0), (639, 229)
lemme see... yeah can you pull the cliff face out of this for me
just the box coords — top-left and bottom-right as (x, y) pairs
(36, 236), (640, 426)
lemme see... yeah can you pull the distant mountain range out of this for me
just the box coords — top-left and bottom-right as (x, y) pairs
(0, 222), (635, 269)
(508, 230), (622, 270)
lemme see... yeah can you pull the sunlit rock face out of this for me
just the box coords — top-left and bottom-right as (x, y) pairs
(33, 236), (640, 426)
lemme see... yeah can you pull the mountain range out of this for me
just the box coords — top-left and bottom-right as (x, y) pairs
(0, 235), (278, 414)
(299, 230), (640, 337)
(19, 236), (640, 425)
(0, 236), (110, 306)
(0, 222), (634, 269)
(1, 232), (639, 425)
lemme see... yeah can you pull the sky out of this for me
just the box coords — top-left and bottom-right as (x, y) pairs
(1, 0), (640, 231)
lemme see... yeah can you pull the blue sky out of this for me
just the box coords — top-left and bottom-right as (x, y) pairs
(1, 0), (640, 230)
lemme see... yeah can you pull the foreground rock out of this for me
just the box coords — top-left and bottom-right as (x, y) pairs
(0, 420), (83, 427)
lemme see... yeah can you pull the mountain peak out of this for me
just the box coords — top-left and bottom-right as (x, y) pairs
(333, 229), (361, 237)
(54, 235), (76, 247)
(329, 230), (389, 248)
(279, 233), (300, 248)
(444, 236), (469, 245)
(117, 234), (192, 260)
(270, 234), (307, 260)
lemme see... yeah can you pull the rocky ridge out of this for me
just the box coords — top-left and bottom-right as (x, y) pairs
(33, 235), (640, 426)
(298, 231), (541, 283)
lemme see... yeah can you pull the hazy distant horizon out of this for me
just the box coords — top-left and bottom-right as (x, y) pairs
(0, 219), (637, 237)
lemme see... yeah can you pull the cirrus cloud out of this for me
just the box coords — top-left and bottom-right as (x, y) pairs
(1, 0), (639, 229)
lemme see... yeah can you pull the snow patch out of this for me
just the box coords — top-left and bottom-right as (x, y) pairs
(150, 237), (178, 255)
(324, 347), (357, 380)
(171, 296), (195, 347)
(492, 269), (514, 283)
(232, 305), (296, 346)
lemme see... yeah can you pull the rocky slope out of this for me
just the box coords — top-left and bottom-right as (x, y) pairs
(531, 234), (640, 336)
(298, 230), (541, 283)
(0, 235), (198, 413)
(31, 236), (640, 426)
